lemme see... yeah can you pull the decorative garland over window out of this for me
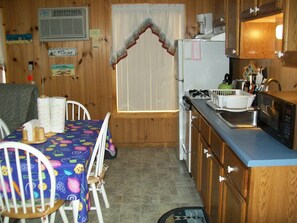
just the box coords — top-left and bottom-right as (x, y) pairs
(110, 17), (176, 69)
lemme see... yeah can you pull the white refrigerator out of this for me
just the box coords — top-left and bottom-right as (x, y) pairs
(175, 39), (229, 172)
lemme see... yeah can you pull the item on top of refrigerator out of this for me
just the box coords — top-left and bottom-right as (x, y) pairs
(218, 73), (233, 89)
(208, 89), (256, 109)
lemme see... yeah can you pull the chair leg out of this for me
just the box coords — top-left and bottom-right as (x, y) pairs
(41, 216), (49, 223)
(50, 212), (56, 223)
(59, 205), (69, 223)
(3, 217), (9, 223)
(99, 185), (110, 208)
(71, 200), (80, 223)
(91, 183), (104, 223)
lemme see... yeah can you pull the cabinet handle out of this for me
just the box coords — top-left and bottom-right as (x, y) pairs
(191, 115), (198, 120)
(275, 51), (284, 58)
(249, 6), (259, 14)
(220, 17), (224, 22)
(219, 176), (226, 182)
(232, 49), (237, 54)
(227, 165), (238, 173)
(206, 153), (212, 158)
(203, 148), (208, 154)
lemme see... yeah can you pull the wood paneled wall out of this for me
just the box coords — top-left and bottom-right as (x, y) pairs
(0, 0), (212, 148)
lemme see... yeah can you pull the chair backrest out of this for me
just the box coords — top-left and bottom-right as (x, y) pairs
(66, 100), (91, 120)
(0, 141), (56, 218)
(0, 118), (10, 140)
(87, 112), (111, 178)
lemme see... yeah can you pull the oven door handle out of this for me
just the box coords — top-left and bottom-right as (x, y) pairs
(180, 101), (191, 111)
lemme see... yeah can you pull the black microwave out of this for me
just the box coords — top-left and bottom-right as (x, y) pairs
(257, 91), (297, 150)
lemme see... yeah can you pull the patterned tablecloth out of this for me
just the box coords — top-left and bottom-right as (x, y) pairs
(2, 120), (115, 223)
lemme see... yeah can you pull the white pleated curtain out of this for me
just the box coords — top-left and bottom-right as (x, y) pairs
(111, 4), (185, 112)
(0, 9), (6, 83)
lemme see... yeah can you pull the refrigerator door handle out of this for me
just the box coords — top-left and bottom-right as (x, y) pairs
(175, 77), (184, 82)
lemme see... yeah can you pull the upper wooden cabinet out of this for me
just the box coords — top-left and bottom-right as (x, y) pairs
(241, 0), (283, 20)
(240, 19), (276, 59)
(226, 0), (280, 59)
(281, 0), (297, 66)
(225, 0), (241, 57)
(213, 0), (226, 27)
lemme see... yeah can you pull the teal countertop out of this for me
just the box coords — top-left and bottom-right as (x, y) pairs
(191, 99), (297, 167)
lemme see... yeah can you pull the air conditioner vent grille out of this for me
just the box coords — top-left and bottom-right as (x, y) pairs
(52, 9), (83, 17)
(38, 7), (89, 41)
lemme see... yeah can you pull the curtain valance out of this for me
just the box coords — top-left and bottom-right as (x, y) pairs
(110, 17), (175, 69)
(110, 4), (185, 69)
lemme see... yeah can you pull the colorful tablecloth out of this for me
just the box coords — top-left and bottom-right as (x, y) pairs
(2, 120), (115, 223)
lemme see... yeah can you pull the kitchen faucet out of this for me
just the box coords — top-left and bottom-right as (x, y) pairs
(264, 78), (282, 91)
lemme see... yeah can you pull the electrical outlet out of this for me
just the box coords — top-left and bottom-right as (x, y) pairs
(28, 61), (34, 71)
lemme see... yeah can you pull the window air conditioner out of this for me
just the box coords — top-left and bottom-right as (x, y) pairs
(38, 7), (89, 41)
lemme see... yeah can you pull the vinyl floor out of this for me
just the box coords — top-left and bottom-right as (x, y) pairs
(7, 147), (203, 223)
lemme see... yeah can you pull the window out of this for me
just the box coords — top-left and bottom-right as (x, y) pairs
(111, 4), (185, 112)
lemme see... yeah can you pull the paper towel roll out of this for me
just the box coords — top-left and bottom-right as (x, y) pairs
(37, 97), (51, 133)
(50, 97), (66, 133)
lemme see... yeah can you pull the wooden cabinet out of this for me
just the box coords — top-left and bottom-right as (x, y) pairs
(241, 0), (283, 20)
(213, 0), (226, 28)
(198, 116), (211, 211)
(199, 137), (211, 212)
(208, 129), (225, 223)
(225, 0), (284, 59)
(225, 0), (241, 57)
(191, 104), (297, 222)
(191, 108), (200, 190)
(281, 0), (297, 66)
(221, 175), (247, 223)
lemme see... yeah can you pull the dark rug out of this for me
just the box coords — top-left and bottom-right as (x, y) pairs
(158, 206), (209, 223)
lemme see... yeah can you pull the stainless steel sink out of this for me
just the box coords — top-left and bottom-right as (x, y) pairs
(217, 110), (258, 128)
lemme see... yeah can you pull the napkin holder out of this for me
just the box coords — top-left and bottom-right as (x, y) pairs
(22, 119), (46, 143)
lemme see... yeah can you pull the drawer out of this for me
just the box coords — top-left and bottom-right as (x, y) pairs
(210, 129), (224, 164)
(200, 116), (211, 144)
(223, 145), (249, 198)
(191, 108), (200, 128)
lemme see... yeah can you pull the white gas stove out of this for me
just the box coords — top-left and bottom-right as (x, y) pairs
(186, 89), (210, 100)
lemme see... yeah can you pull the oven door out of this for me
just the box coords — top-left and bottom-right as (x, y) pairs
(180, 97), (192, 173)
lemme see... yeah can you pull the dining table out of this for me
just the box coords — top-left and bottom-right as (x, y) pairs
(1, 119), (116, 223)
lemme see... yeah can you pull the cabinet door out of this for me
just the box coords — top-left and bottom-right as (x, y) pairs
(241, 0), (282, 20)
(241, 0), (257, 20)
(213, 0), (226, 27)
(221, 176), (247, 223)
(282, 0), (297, 66)
(191, 125), (199, 190)
(225, 0), (240, 57)
(258, 0), (282, 15)
(209, 155), (223, 223)
(199, 137), (211, 212)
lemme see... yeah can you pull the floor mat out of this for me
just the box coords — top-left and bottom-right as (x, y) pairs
(158, 206), (209, 223)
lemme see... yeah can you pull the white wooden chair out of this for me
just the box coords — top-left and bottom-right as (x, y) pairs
(0, 141), (69, 223)
(0, 118), (10, 140)
(86, 112), (111, 223)
(66, 100), (91, 120)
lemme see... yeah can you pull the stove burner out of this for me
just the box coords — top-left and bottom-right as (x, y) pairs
(189, 89), (209, 98)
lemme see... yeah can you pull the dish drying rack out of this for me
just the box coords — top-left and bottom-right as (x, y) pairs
(208, 89), (256, 110)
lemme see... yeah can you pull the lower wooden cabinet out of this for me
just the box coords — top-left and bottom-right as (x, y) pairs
(209, 154), (223, 223)
(221, 175), (247, 223)
(191, 106), (297, 222)
(199, 137), (211, 212)
(191, 124), (199, 191)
